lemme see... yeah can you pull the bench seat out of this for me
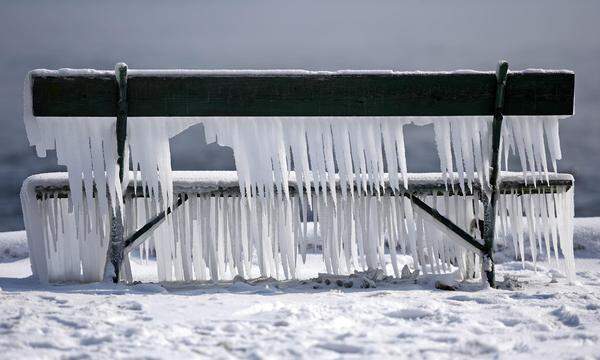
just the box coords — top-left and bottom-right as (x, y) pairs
(24, 171), (574, 199)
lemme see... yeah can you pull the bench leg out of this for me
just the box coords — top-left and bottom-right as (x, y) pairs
(109, 62), (128, 284)
(482, 196), (496, 287)
(109, 206), (125, 283)
(480, 60), (508, 288)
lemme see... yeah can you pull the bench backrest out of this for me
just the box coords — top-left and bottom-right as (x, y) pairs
(30, 69), (574, 118)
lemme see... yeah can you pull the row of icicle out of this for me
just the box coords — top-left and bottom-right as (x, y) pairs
(22, 105), (575, 282)
(124, 192), (484, 282)
(22, 178), (575, 283)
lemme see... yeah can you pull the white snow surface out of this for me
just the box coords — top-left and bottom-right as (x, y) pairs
(1, 222), (599, 358)
(0, 218), (600, 359)
(0, 231), (28, 261)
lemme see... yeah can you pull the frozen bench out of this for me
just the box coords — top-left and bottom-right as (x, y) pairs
(23, 61), (575, 286)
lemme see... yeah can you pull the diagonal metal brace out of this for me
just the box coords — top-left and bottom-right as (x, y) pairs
(404, 193), (484, 254)
(123, 194), (186, 252)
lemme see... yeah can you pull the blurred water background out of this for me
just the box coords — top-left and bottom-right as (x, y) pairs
(1, 0), (598, 231)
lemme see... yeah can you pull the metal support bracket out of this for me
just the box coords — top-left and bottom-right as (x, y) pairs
(109, 62), (128, 283)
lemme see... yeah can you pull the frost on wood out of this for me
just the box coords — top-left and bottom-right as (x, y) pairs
(22, 77), (576, 284)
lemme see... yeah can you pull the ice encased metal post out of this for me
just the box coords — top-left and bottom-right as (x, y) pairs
(109, 63), (128, 283)
(482, 61), (509, 288)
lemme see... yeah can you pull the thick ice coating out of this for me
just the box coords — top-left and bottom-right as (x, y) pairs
(21, 71), (575, 283)
(21, 117), (121, 283)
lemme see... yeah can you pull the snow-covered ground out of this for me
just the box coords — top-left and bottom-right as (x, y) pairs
(1, 220), (600, 359)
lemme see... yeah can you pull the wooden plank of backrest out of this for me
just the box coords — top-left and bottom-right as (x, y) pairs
(32, 73), (118, 117)
(31, 70), (574, 117)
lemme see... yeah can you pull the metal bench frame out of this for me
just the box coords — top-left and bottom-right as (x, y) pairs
(29, 61), (575, 287)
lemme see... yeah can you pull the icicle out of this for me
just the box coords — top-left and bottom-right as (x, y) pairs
(393, 120), (409, 190)
(557, 186), (576, 282)
(523, 192), (538, 268)
(433, 119), (454, 188)
(543, 117), (562, 172)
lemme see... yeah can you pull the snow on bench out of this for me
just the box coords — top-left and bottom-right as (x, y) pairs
(21, 62), (576, 285)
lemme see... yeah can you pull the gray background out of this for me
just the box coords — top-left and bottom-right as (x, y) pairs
(1, 0), (598, 231)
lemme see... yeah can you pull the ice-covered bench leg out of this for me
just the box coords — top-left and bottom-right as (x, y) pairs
(20, 176), (111, 283)
(480, 61), (509, 287)
(108, 63), (128, 283)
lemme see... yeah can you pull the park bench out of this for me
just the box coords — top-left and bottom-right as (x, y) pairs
(21, 61), (575, 287)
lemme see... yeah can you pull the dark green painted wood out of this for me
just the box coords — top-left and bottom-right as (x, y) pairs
(31, 70), (574, 117)
(33, 75), (118, 117)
